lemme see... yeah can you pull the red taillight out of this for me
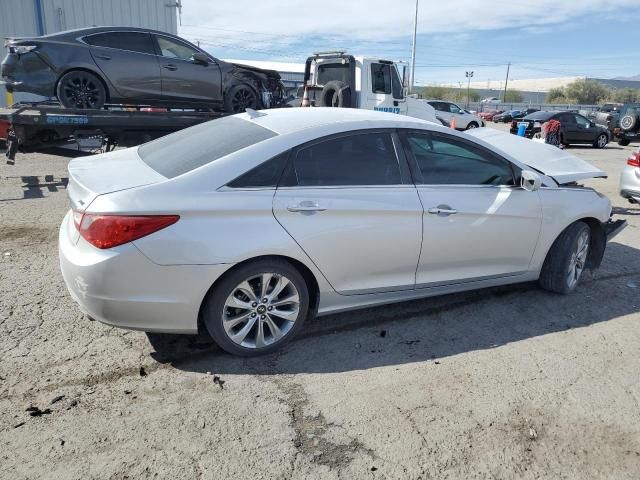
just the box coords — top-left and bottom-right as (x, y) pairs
(628, 152), (640, 168)
(74, 211), (179, 249)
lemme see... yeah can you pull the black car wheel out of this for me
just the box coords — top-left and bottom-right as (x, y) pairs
(225, 84), (259, 113)
(618, 138), (631, 146)
(56, 70), (106, 109)
(593, 133), (608, 149)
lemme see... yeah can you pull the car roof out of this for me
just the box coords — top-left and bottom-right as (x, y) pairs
(236, 107), (434, 135)
(35, 25), (172, 40)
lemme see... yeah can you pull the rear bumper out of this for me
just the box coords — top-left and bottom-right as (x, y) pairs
(1, 53), (57, 96)
(58, 211), (232, 334)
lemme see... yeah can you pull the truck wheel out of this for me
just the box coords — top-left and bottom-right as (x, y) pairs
(539, 222), (590, 294)
(224, 84), (260, 113)
(619, 114), (638, 132)
(618, 138), (631, 146)
(57, 70), (106, 109)
(319, 81), (352, 108)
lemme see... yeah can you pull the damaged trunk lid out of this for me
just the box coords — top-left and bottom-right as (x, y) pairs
(467, 128), (606, 184)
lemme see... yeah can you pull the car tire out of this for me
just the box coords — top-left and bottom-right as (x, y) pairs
(201, 259), (309, 356)
(56, 70), (106, 109)
(593, 133), (608, 149)
(466, 121), (479, 130)
(539, 222), (591, 294)
(618, 138), (631, 146)
(224, 84), (260, 114)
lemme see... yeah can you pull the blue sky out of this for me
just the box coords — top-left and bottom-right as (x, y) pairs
(178, 0), (640, 85)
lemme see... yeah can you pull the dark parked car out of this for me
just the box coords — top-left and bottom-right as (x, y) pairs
(495, 108), (538, 123)
(510, 111), (610, 148)
(1, 27), (284, 112)
(614, 103), (640, 146)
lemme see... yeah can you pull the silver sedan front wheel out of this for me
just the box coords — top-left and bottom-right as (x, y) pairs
(566, 229), (589, 290)
(203, 259), (309, 356)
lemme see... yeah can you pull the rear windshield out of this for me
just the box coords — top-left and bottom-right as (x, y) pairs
(138, 116), (277, 178)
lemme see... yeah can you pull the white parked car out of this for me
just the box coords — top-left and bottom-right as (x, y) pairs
(481, 97), (501, 104)
(59, 108), (626, 356)
(620, 147), (640, 204)
(426, 100), (485, 130)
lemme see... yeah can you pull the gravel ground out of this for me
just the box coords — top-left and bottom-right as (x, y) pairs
(1, 125), (639, 480)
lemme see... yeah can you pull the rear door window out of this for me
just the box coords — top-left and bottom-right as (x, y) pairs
(138, 116), (277, 178)
(84, 32), (155, 55)
(282, 132), (401, 187)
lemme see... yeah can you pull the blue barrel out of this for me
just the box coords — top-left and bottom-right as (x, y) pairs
(517, 123), (527, 137)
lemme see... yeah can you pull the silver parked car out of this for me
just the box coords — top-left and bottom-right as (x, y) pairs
(59, 108), (625, 356)
(620, 147), (640, 204)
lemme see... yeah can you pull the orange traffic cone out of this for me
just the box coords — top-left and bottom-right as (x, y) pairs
(301, 85), (310, 107)
(450, 117), (457, 130)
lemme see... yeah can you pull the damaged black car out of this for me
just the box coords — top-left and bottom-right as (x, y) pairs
(1, 26), (284, 112)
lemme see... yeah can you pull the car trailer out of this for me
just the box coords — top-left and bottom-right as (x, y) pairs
(1, 103), (226, 162)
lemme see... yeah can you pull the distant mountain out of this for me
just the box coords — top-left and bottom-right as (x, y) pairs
(614, 74), (640, 81)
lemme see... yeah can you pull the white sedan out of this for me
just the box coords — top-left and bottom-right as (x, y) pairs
(59, 108), (626, 356)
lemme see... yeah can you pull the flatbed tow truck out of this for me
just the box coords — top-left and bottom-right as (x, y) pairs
(0, 103), (225, 162)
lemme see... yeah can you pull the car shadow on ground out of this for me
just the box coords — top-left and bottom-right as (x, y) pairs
(147, 242), (640, 375)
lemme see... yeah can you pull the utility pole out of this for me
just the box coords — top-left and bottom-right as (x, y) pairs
(502, 62), (511, 102)
(465, 71), (474, 108)
(409, 0), (419, 94)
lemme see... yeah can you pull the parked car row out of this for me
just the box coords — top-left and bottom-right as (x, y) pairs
(509, 111), (610, 148)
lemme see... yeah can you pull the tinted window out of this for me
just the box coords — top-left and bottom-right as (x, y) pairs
(574, 114), (590, 127)
(371, 64), (392, 94)
(390, 65), (403, 99)
(138, 116), (277, 178)
(227, 152), (289, 188)
(285, 132), (401, 187)
(84, 32), (155, 55)
(558, 113), (575, 124)
(525, 111), (553, 121)
(406, 133), (514, 186)
(428, 101), (446, 112)
(156, 35), (199, 60)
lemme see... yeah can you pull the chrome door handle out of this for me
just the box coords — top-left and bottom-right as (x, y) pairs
(287, 202), (327, 213)
(163, 64), (178, 71)
(428, 205), (458, 215)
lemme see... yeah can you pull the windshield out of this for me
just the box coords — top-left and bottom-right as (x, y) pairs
(138, 116), (277, 178)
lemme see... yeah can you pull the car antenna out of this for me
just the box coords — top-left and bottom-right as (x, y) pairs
(245, 108), (267, 119)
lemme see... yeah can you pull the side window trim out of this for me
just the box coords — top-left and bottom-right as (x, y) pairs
(398, 129), (519, 187)
(278, 129), (412, 189)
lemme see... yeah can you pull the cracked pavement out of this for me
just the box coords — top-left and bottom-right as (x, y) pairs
(1, 126), (640, 479)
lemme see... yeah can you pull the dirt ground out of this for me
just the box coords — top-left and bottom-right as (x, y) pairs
(1, 124), (639, 480)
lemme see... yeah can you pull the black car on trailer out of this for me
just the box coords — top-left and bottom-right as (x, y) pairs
(510, 110), (610, 148)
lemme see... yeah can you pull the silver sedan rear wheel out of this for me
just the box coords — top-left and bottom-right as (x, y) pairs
(203, 259), (309, 356)
(223, 273), (300, 349)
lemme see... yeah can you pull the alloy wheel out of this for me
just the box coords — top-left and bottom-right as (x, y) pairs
(61, 73), (103, 109)
(566, 230), (589, 289)
(222, 273), (300, 349)
(597, 134), (607, 148)
(231, 87), (257, 112)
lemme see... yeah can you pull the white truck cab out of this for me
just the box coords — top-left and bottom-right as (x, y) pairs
(300, 52), (440, 124)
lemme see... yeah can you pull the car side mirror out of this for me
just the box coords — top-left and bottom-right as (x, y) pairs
(192, 52), (209, 65)
(521, 170), (542, 192)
